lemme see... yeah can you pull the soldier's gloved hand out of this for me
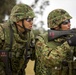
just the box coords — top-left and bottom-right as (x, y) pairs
(67, 35), (76, 46)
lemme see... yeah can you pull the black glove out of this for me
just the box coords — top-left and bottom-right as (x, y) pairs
(67, 35), (76, 46)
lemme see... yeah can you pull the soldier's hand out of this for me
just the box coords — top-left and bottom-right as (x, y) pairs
(67, 35), (76, 46)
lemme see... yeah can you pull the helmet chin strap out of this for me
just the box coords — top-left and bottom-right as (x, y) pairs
(15, 20), (31, 33)
(22, 19), (31, 33)
(17, 23), (24, 29)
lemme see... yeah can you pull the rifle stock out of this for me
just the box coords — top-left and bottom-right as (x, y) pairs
(48, 29), (76, 41)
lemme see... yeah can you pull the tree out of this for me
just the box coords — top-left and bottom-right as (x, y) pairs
(0, 0), (16, 22)
(31, 0), (50, 30)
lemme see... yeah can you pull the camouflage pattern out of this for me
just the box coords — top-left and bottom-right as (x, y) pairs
(0, 20), (35, 75)
(0, 3), (35, 75)
(34, 31), (76, 75)
(47, 9), (72, 28)
(35, 8), (76, 75)
(10, 4), (35, 22)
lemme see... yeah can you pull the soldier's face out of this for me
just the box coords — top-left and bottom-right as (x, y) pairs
(16, 18), (33, 32)
(24, 18), (33, 30)
(60, 19), (71, 30)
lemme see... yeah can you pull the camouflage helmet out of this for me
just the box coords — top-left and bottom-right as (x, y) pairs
(47, 9), (72, 28)
(10, 4), (35, 22)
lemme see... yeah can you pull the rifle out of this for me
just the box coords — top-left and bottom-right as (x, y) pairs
(18, 40), (35, 74)
(48, 29), (76, 41)
(0, 50), (12, 75)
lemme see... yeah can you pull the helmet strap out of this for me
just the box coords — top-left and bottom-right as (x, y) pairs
(14, 22), (18, 33)
(14, 22), (25, 33)
(14, 20), (30, 33)
(17, 23), (24, 29)
(22, 19), (30, 33)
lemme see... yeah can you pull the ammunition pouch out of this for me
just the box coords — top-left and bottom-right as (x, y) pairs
(0, 50), (12, 75)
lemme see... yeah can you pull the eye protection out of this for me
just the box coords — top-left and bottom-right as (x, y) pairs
(24, 18), (33, 22)
(61, 19), (70, 25)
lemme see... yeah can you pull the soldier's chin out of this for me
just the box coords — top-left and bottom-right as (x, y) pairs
(24, 28), (31, 32)
(28, 28), (32, 30)
(29, 29), (31, 31)
(27, 28), (31, 31)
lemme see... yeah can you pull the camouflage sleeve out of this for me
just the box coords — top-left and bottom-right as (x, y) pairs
(0, 26), (5, 48)
(35, 36), (71, 67)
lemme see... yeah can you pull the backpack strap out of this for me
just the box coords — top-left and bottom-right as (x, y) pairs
(9, 25), (14, 50)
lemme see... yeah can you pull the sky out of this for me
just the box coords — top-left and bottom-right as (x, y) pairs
(17, 0), (76, 30)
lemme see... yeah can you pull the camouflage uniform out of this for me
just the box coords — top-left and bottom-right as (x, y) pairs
(34, 9), (76, 75)
(0, 4), (35, 75)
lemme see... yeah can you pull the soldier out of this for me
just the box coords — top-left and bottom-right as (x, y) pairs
(34, 9), (76, 75)
(0, 3), (35, 75)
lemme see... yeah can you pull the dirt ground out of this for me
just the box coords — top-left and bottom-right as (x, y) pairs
(25, 60), (35, 75)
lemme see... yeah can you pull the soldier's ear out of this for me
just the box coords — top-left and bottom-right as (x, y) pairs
(16, 20), (22, 25)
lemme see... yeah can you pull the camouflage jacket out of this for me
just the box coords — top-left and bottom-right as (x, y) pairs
(35, 31), (75, 75)
(0, 20), (35, 75)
